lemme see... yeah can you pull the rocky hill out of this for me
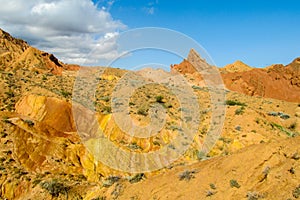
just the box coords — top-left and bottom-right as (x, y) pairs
(220, 60), (252, 73)
(172, 49), (300, 102)
(0, 29), (299, 199)
(0, 29), (79, 75)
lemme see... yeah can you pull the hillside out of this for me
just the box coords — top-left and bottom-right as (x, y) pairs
(0, 29), (299, 199)
(172, 49), (300, 102)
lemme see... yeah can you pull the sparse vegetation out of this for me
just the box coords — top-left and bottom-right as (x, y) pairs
(102, 106), (112, 114)
(60, 90), (71, 98)
(92, 197), (106, 200)
(103, 176), (121, 187)
(129, 173), (145, 184)
(226, 100), (246, 106)
(230, 179), (241, 188)
(206, 190), (216, 197)
(155, 95), (164, 103)
(24, 119), (34, 127)
(137, 107), (148, 116)
(2, 116), (10, 123)
(246, 191), (264, 200)
(209, 183), (216, 190)
(235, 106), (245, 115)
(1, 28), (300, 199)
(270, 122), (296, 137)
(40, 180), (70, 197)
(293, 185), (300, 198)
(289, 122), (297, 130)
(179, 170), (197, 181)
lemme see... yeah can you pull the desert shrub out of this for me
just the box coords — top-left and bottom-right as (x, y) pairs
(100, 96), (110, 102)
(225, 100), (246, 106)
(129, 173), (145, 184)
(111, 183), (123, 199)
(230, 179), (240, 188)
(4, 90), (14, 98)
(0, 131), (7, 138)
(178, 170), (196, 181)
(293, 185), (300, 198)
(246, 191), (264, 200)
(40, 180), (69, 197)
(219, 137), (232, 144)
(102, 106), (112, 114)
(289, 122), (297, 130)
(127, 142), (142, 150)
(235, 125), (242, 131)
(209, 183), (216, 190)
(60, 90), (71, 98)
(24, 119), (34, 127)
(92, 197), (106, 200)
(206, 190), (216, 197)
(137, 107), (147, 116)
(32, 179), (42, 187)
(155, 95), (164, 103)
(292, 152), (300, 160)
(235, 106), (245, 115)
(271, 122), (295, 137)
(103, 176), (121, 187)
(2, 116), (10, 123)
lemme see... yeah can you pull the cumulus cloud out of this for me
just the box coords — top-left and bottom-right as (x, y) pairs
(0, 0), (126, 65)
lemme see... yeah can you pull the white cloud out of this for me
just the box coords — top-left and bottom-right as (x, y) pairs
(143, 0), (158, 15)
(147, 7), (155, 15)
(0, 0), (126, 66)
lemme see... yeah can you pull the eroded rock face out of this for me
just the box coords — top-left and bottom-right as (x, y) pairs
(221, 60), (300, 102)
(0, 28), (66, 75)
(172, 49), (300, 102)
(9, 95), (119, 186)
(15, 95), (76, 133)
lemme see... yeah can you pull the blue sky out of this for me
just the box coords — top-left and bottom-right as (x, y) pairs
(0, 0), (299, 68)
(98, 0), (300, 68)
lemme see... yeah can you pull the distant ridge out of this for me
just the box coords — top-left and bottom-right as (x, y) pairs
(172, 49), (300, 102)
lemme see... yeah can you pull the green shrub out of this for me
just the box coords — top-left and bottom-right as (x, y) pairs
(24, 119), (34, 127)
(102, 106), (112, 114)
(2, 116), (10, 123)
(40, 180), (69, 197)
(100, 96), (110, 102)
(155, 95), (164, 103)
(230, 179), (240, 188)
(235, 106), (245, 115)
(5, 90), (14, 98)
(293, 185), (300, 198)
(209, 183), (216, 190)
(225, 100), (246, 106)
(271, 122), (296, 137)
(102, 176), (121, 187)
(60, 90), (71, 98)
(129, 173), (145, 184)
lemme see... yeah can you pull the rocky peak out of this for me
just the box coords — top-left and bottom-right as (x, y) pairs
(0, 28), (29, 52)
